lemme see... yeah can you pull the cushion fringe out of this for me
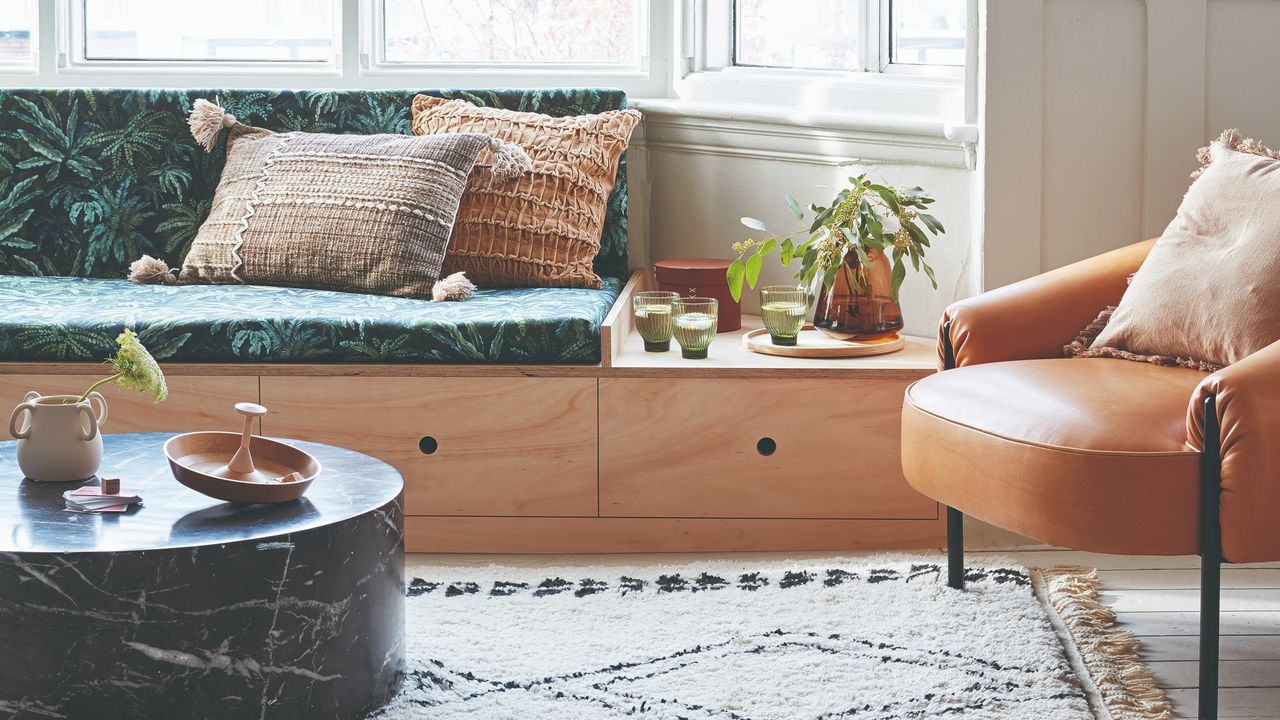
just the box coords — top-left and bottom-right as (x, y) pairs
(1063, 306), (1223, 372)
(1033, 567), (1174, 720)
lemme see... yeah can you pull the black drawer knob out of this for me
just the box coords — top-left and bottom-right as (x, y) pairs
(756, 437), (777, 456)
(418, 436), (439, 455)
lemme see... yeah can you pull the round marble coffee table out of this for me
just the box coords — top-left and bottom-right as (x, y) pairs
(0, 432), (404, 720)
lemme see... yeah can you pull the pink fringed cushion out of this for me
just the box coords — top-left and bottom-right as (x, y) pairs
(1070, 137), (1280, 369)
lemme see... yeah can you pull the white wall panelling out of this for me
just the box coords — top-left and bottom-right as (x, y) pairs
(983, 0), (1277, 289)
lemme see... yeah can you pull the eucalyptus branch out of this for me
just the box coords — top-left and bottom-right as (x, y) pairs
(727, 174), (946, 304)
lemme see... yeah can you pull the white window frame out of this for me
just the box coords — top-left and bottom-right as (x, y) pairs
(675, 0), (972, 120)
(55, 0), (344, 77)
(0, 0), (39, 74)
(365, 0), (647, 75)
(359, 0), (670, 96)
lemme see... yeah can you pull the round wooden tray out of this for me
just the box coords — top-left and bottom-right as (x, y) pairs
(164, 432), (321, 504)
(742, 326), (906, 358)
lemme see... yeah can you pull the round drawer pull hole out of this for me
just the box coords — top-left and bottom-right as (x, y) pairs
(756, 437), (777, 456)
(418, 436), (439, 455)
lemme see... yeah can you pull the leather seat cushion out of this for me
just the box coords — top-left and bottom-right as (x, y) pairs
(902, 358), (1208, 555)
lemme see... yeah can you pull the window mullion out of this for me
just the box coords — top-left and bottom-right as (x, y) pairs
(860, 0), (875, 73)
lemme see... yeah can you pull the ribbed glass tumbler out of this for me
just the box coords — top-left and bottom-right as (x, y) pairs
(759, 285), (808, 346)
(672, 297), (719, 360)
(633, 291), (679, 352)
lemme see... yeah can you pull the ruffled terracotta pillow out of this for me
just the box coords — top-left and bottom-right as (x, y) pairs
(412, 95), (641, 289)
(1066, 131), (1280, 370)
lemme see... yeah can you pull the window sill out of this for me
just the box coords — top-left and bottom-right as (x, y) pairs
(628, 98), (978, 169)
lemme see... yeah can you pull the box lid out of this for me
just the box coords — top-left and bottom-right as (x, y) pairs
(654, 258), (733, 286)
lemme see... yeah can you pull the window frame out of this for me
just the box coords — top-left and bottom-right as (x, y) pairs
(0, 0), (39, 74)
(58, 0), (345, 77)
(675, 0), (971, 120)
(365, 0), (650, 76)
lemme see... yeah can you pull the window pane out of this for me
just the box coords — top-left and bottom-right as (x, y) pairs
(382, 0), (640, 65)
(890, 0), (966, 66)
(0, 0), (35, 64)
(82, 0), (335, 62)
(734, 0), (860, 71)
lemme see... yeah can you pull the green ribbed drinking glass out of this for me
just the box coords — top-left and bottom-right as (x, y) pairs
(633, 291), (679, 352)
(672, 297), (719, 360)
(759, 285), (808, 346)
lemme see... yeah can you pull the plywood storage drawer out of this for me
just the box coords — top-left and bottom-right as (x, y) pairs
(1, 375), (259, 436)
(599, 377), (936, 520)
(261, 376), (597, 517)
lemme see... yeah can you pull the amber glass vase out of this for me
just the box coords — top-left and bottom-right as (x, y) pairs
(812, 248), (904, 341)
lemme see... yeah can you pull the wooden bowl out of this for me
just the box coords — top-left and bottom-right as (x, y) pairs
(164, 432), (321, 504)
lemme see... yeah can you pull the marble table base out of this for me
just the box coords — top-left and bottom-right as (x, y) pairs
(0, 496), (405, 720)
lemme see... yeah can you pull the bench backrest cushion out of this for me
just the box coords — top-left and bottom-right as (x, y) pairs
(0, 88), (630, 282)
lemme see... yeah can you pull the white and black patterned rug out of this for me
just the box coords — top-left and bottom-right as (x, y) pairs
(373, 557), (1170, 719)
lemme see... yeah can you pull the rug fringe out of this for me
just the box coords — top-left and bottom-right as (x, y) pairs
(1034, 566), (1174, 720)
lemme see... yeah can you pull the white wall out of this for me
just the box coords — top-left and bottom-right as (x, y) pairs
(983, 0), (1280, 289)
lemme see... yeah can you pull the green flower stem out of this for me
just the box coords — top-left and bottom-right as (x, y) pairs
(78, 373), (121, 403)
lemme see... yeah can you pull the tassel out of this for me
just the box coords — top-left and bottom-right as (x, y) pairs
(1191, 128), (1280, 180)
(128, 255), (179, 285)
(431, 272), (476, 302)
(484, 137), (533, 186)
(188, 98), (238, 153)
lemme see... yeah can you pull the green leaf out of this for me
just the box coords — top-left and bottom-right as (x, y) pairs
(808, 205), (835, 233)
(920, 213), (946, 234)
(745, 252), (764, 289)
(727, 258), (745, 302)
(872, 186), (901, 213)
(780, 238), (795, 265)
(0, 209), (35, 242)
(741, 217), (768, 232)
(822, 260), (841, 293)
(799, 246), (819, 281)
(853, 244), (871, 267)
(906, 222), (930, 248)
(760, 237), (777, 255)
(891, 259), (907, 303)
(786, 195), (805, 221)
(922, 261), (938, 289)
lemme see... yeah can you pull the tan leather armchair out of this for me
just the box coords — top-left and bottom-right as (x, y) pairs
(900, 238), (1277, 720)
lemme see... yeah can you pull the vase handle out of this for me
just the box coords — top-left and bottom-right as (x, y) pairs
(88, 391), (108, 428)
(8, 402), (34, 440)
(77, 404), (99, 442)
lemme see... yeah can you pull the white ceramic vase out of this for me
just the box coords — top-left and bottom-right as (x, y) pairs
(7, 391), (108, 482)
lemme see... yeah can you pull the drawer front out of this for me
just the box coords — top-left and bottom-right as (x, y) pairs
(599, 377), (936, 519)
(261, 376), (597, 517)
(1, 374), (259, 436)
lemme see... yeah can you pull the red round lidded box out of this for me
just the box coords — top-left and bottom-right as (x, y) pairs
(653, 259), (742, 332)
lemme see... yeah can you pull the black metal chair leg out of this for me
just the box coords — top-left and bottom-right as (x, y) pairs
(947, 506), (964, 590)
(1199, 395), (1222, 720)
(940, 323), (965, 592)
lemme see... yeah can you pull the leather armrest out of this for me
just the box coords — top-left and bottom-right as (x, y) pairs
(939, 239), (1156, 368)
(1188, 339), (1280, 563)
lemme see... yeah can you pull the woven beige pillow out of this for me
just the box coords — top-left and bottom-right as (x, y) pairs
(150, 99), (527, 299)
(1079, 140), (1280, 369)
(411, 95), (641, 289)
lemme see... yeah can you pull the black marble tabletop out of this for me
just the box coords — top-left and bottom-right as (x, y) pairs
(0, 432), (403, 553)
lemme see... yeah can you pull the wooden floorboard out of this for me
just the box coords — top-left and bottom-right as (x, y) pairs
(408, 549), (1280, 718)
